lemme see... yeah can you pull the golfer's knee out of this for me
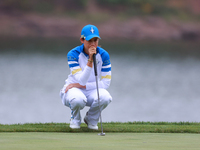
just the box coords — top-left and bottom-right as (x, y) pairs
(100, 94), (112, 106)
(69, 97), (87, 110)
(99, 89), (112, 104)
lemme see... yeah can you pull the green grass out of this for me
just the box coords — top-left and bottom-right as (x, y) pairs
(1, 122), (200, 133)
(0, 132), (200, 150)
(1, 122), (200, 150)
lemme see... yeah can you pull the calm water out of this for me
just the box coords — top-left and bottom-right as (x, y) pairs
(0, 39), (200, 124)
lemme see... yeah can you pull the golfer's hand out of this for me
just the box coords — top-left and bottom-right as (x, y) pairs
(65, 83), (86, 93)
(88, 46), (96, 60)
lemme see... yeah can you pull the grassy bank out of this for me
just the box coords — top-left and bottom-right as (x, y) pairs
(1, 0), (199, 21)
(1, 0), (200, 41)
(1, 122), (200, 133)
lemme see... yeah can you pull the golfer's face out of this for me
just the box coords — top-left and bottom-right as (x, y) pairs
(85, 37), (99, 49)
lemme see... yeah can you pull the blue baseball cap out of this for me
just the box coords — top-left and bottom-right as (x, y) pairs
(81, 24), (101, 41)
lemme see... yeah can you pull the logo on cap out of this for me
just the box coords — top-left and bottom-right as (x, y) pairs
(90, 27), (94, 34)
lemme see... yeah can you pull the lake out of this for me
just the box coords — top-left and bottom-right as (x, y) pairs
(0, 38), (200, 124)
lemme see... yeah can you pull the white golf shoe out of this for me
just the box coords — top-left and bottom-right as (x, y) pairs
(84, 113), (98, 130)
(70, 119), (80, 129)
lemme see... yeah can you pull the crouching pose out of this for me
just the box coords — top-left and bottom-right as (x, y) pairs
(60, 24), (112, 130)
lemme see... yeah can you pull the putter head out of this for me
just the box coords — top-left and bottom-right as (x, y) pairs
(98, 132), (105, 136)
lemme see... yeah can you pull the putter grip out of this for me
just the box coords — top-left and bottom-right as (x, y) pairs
(93, 54), (97, 76)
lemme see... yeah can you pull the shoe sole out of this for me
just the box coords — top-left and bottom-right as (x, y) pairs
(70, 124), (80, 129)
(70, 126), (80, 129)
(88, 126), (98, 130)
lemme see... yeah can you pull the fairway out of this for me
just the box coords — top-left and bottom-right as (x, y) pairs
(0, 133), (200, 150)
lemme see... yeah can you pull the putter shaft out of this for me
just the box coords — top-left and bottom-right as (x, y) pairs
(93, 54), (105, 136)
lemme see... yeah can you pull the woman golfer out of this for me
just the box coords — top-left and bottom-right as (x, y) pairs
(60, 24), (112, 130)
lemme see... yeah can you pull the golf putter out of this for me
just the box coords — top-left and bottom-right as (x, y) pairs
(93, 54), (105, 136)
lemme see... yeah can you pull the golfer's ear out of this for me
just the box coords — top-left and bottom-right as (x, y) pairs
(80, 38), (84, 43)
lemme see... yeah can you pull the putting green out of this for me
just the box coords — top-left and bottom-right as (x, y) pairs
(0, 132), (200, 150)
